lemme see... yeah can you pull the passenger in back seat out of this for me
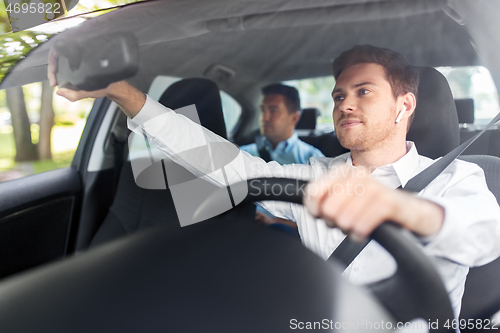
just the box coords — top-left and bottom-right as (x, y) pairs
(239, 84), (324, 233)
(239, 83), (324, 165)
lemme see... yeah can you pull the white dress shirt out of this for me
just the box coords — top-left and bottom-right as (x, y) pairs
(128, 95), (500, 318)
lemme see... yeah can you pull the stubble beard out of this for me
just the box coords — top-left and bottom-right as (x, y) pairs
(335, 109), (397, 152)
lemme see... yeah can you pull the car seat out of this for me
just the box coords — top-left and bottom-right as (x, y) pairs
(455, 98), (500, 157)
(406, 66), (460, 158)
(458, 154), (500, 326)
(296, 107), (319, 130)
(406, 67), (500, 325)
(456, 98), (475, 126)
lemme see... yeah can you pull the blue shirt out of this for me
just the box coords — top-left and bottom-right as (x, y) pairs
(239, 132), (324, 165)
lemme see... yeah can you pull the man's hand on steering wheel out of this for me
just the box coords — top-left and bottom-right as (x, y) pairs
(303, 165), (445, 240)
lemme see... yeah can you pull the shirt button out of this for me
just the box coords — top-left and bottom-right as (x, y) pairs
(354, 267), (360, 273)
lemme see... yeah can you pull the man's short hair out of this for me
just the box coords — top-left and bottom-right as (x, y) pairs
(262, 83), (301, 114)
(332, 45), (419, 130)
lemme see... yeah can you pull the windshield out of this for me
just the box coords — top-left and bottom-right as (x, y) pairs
(0, 32), (53, 82)
(0, 0), (147, 86)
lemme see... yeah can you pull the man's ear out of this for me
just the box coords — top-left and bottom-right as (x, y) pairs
(401, 92), (417, 121)
(292, 111), (301, 125)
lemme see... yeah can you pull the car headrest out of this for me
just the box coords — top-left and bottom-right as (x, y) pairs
(296, 107), (320, 130)
(158, 78), (227, 139)
(406, 67), (460, 159)
(455, 98), (475, 124)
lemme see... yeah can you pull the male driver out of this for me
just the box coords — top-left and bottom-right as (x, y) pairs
(239, 83), (324, 165)
(240, 83), (323, 231)
(49, 45), (500, 318)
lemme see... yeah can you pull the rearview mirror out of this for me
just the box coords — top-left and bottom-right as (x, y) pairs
(55, 32), (139, 91)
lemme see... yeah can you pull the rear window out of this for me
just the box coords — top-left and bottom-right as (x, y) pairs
(284, 77), (335, 131)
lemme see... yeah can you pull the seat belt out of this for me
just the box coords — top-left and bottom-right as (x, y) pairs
(328, 112), (500, 269)
(258, 145), (272, 163)
(254, 135), (273, 162)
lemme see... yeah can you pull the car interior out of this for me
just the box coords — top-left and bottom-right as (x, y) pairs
(1, 0), (500, 331)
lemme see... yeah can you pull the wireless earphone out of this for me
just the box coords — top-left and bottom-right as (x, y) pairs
(395, 106), (406, 124)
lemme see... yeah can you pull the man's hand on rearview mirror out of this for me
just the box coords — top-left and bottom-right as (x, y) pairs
(47, 48), (146, 119)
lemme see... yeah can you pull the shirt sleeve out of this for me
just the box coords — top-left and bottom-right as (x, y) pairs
(418, 159), (500, 267)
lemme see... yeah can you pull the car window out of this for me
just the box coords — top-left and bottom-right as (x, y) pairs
(436, 66), (500, 125)
(0, 81), (93, 182)
(284, 77), (335, 131)
(219, 90), (242, 137)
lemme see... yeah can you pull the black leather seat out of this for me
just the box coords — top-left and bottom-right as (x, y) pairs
(90, 78), (232, 247)
(158, 78), (227, 139)
(406, 67), (460, 158)
(456, 98), (475, 125)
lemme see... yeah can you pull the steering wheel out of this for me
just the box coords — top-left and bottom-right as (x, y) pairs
(194, 177), (456, 331)
(0, 178), (454, 332)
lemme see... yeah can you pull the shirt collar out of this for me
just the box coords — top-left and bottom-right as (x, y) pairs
(345, 141), (420, 188)
(391, 142), (420, 188)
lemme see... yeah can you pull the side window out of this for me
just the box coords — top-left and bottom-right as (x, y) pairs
(220, 90), (242, 136)
(0, 81), (93, 182)
(436, 66), (500, 125)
